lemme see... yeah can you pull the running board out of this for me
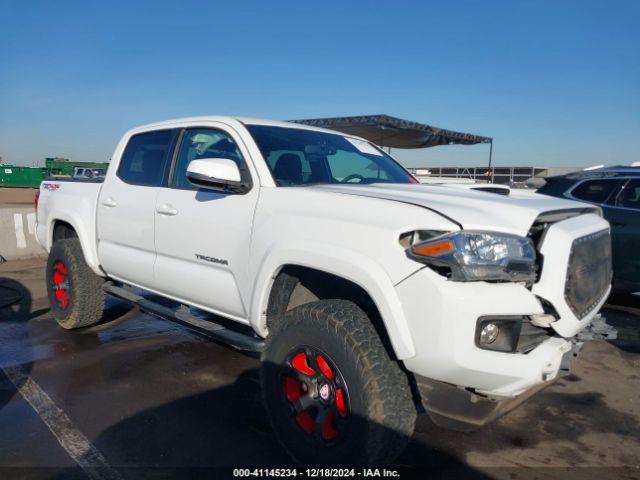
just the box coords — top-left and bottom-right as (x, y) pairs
(103, 282), (264, 353)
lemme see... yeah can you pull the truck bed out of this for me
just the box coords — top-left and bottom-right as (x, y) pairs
(45, 176), (105, 183)
(36, 178), (104, 273)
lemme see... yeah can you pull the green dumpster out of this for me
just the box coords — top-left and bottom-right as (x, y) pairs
(0, 158), (110, 188)
(0, 165), (46, 188)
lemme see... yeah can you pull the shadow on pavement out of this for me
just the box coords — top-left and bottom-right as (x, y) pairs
(77, 365), (488, 479)
(0, 277), (32, 319)
(604, 292), (640, 354)
(0, 282), (134, 430)
(0, 277), (35, 412)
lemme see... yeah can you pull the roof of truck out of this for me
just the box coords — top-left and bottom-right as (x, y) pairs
(128, 116), (354, 137)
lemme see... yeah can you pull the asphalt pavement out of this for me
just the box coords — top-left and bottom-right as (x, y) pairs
(0, 259), (638, 479)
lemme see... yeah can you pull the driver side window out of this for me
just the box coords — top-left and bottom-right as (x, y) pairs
(326, 150), (391, 183)
(172, 128), (244, 189)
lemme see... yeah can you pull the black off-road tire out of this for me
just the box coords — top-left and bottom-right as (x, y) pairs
(46, 238), (105, 329)
(261, 299), (416, 466)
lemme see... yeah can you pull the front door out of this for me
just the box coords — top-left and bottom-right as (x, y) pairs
(97, 129), (176, 287)
(153, 126), (259, 321)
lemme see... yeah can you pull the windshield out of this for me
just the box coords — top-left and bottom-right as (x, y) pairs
(246, 125), (417, 186)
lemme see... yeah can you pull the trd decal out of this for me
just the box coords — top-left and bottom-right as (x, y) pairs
(195, 254), (229, 266)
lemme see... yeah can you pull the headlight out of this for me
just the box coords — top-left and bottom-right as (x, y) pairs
(405, 231), (537, 283)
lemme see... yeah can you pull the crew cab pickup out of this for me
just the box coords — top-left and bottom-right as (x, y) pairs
(36, 116), (614, 465)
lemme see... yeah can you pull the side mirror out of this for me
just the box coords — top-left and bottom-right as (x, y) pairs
(186, 158), (249, 194)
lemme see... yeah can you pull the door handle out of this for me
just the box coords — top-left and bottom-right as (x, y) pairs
(102, 197), (117, 208)
(156, 204), (178, 216)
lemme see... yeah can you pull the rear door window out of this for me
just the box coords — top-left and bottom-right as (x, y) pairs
(118, 130), (176, 186)
(570, 179), (624, 204)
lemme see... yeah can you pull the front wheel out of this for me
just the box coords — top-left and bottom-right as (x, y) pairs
(261, 299), (416, 466)
(46, 238), (105, 329)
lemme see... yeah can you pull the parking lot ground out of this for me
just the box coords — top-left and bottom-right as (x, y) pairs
(0, 188), (38, 207)
(0, 259), (639, 479)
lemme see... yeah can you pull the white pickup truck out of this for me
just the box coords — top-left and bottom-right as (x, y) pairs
(36, 116), (614, 465)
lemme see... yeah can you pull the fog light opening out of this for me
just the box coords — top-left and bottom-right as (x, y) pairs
(479, 323), (500, 345)
(475, 316), (524, 353)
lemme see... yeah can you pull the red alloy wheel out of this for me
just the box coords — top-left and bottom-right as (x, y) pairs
(51, 261), (71, 309)
(282, 347), (350, 441)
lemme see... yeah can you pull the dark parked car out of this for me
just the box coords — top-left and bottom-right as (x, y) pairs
(538, 166), (640, 294)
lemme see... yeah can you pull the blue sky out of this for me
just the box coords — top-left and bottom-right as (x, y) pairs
(1, 0), (638, 168)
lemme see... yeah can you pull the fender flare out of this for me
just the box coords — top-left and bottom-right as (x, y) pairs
(47, 214), (102, 276)
(249, 242), (416, 360)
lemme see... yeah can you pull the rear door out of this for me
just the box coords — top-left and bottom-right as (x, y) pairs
(153, 124), (259, 320)
(605, 179), (640, 292)
(97, 129), (177, 287)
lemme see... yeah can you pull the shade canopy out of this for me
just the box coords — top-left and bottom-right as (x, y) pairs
(291, 114), (492, 149)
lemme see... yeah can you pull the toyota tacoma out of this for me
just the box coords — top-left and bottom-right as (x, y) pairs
(36, 116), (614, 465)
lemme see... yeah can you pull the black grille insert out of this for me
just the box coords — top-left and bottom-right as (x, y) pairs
(564, 229), (612, 319)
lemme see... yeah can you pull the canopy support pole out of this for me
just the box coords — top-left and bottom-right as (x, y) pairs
(488, 139), (494, 183)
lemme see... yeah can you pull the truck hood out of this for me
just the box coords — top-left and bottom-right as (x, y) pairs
(310, 183), (596, 236)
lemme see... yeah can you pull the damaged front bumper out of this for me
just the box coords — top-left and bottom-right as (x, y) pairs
(415, 314), (617, 431)
(560, 314), (618, 373)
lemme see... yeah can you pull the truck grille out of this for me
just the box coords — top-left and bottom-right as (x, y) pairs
(528, 208), (602, 284)
(564, 229), (612, 319)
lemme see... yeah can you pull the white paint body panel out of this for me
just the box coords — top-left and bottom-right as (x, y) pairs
(36, 181), (103, 275)
(187, 158), (241, 183)
(396, 269), (572, 396)
(97, 179), (159, 287)
(247, 187), (459, 359)
(35, 115), (612, 399)
(531, 213), (611, 337)
(311, 183), (592, 236)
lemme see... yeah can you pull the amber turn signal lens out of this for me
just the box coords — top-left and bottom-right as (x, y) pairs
(411, 240), (454, 257)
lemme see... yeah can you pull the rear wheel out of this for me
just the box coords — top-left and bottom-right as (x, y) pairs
(46, 238), (105, 329)
(261, 299), (416, 466)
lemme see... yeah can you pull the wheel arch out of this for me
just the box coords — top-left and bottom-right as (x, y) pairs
(52, 220), (77, 242)
(250, 246), (416, 360)
(47, 216), (102, 276)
